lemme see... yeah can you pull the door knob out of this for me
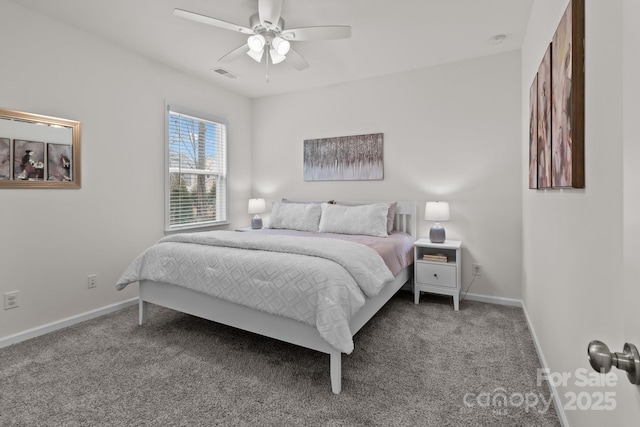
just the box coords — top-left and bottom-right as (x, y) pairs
(587, 340), (640, 385)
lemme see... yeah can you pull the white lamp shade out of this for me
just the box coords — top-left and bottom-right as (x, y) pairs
(269, 48), (286, 64)
(247, 48), (264, 62)
(247, 34), (265, 52)
(248, 198), (266, 215)
(272, 37), (290, 55)
(425, 201), (450, 222)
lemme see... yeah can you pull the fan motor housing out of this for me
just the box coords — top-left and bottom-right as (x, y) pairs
(249, 13), (285, 33)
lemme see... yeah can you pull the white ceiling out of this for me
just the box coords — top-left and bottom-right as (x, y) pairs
(9, 0), (533, 98)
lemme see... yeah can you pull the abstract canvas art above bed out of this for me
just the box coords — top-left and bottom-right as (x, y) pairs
(303, 133), (383, 181)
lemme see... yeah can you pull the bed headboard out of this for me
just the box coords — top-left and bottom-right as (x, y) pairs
(331, 201), (417, 239)
(392, 201), (417, 238)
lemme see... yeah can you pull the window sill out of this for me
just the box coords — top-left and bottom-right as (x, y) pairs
(164, 221), (230, 235)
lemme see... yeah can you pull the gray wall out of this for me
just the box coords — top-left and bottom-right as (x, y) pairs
(251, 51), (523, 301)
(0, 0), (253, 339)
(520, 0), (640, 424)
(1, 0), (523, 346)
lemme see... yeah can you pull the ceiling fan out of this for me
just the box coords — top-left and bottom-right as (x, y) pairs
(174, 0), (351, 72)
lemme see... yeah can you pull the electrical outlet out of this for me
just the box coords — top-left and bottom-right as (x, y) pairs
(88, 274), (97, 289)
(4, 291), (19, 310)
(473, 263), (482, 276)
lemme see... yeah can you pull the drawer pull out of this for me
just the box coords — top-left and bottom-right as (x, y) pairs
(433, 274), (438, 278)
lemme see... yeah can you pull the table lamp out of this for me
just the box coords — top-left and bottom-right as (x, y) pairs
(425, 201), (450, 243)
(248, 198), (266, 229)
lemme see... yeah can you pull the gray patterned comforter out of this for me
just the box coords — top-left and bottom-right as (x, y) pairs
(116, 230), (394, 353)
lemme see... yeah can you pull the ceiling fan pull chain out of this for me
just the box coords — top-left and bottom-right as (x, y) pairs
(265, 53), (270, 83)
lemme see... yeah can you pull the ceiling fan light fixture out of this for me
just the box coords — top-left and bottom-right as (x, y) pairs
(272, 37), (290, 55)
(247, 48), (264, 62)
(247, 34), (266, 52)
(175, 1), (352, 76)
(269, 48), (286, 64)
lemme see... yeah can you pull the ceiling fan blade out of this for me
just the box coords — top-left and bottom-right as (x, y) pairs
(258, 0), (283, 30)
(286, 48), (309, 71)
(218, 44), (250, 63)
(174, 8), (254, 35)
(281, 26), (351, 41)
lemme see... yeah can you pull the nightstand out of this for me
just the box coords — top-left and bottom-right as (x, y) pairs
(413, 239), (462, 310)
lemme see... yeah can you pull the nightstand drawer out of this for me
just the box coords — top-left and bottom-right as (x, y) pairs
(415, 262), (456, 288)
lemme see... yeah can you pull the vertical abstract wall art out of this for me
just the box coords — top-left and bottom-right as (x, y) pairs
(303, 133), (383, 181)
(13, 139), (45, 181)
(527, 0), (584, 190)
(529, 76), (538, 189)
(537, 45), (552, 189)
(551, 0), (585, 188)
(0, 138), (9, 180)
(47, 143), (73, 182)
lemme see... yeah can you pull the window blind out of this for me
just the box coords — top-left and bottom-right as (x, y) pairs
(167, 108), (227, 230)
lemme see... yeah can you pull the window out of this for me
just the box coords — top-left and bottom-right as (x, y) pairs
(165, 105), (228, 231)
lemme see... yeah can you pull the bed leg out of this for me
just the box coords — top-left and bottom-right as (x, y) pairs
(330, 352), (342, 394)
(139, 299), (148, 325)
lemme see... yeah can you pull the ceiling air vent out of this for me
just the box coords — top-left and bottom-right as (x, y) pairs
(212, 67), (239, 79)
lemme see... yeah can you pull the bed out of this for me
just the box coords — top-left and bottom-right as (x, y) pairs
(117, 200), (416, 394)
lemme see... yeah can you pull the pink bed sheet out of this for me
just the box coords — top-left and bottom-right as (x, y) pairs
(241, 228), (414, 276)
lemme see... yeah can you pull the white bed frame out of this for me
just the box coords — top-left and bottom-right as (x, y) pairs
(138, 201), (416, 394)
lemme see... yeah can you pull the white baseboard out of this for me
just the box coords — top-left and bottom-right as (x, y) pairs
(522, 302), (569, 427)
(0, 298), (138, 349)
(461, 292), (522, 307)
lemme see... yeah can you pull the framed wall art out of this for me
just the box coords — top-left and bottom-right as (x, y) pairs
(47, 143), (73, 182)
(537, 44), (552, 189)
(551, 0), (585, 188)
(0, 137), (9, 180)
(13, 139), (45, 181)
(303, 133), (383, 181)
(528, 0), (585, 190)
(0, 108), (81, 189)
(529, 75), (538, 189)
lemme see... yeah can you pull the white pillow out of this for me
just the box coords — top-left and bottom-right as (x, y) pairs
(318, 203), (389, 237)
(269, 202), (322, 232)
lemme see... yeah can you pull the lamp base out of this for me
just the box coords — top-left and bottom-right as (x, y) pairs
(429, 224), (446, 243)
(251, 215), (263, 229)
